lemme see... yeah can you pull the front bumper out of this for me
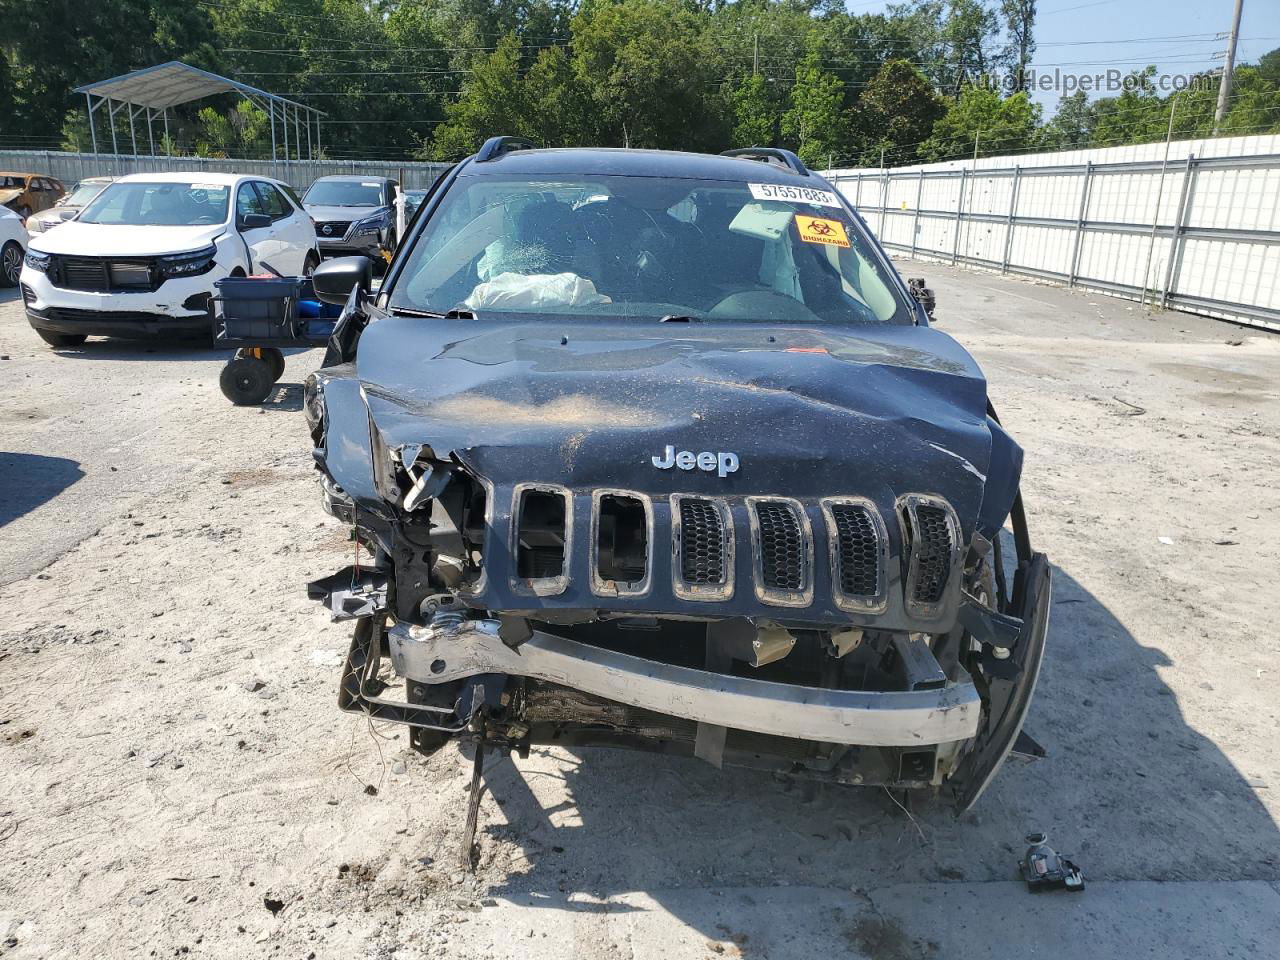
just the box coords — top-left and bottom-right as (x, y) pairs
(21, 266), (214, 338)
(317, 233), (384, 258)
(386, 618), (982, 747)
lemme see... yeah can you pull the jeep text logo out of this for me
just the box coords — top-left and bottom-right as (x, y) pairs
(652, 445), (740, 478)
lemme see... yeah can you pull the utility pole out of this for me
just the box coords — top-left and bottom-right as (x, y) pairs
(1213, 0), (1244, 134)
(973, 128), (981, 163)
(753, 33), (759, 75)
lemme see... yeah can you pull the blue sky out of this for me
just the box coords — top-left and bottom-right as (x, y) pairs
(851, 0), (1280, 112)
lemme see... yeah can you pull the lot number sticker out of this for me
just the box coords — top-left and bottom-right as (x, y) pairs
(749, 182), (841, 207)
(794, 215), (850, 248)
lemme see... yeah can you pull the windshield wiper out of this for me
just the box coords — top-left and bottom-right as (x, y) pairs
(388, 306), (476, 319)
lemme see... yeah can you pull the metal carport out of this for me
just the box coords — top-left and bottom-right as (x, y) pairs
(74, 61), (325, 161)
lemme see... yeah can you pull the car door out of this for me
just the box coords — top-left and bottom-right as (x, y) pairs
(235, 180), (287, 274)
(32, 178), (55, 214)
(254, 181), (314, 274)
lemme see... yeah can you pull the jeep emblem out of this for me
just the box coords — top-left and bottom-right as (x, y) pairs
(652, 445), (739, 478)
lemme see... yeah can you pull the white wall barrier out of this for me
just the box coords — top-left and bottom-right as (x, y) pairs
(825, 135), (1280, 332)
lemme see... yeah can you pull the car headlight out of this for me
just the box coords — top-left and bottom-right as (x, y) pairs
(24, 250), (50, 272)
(26, 218), (47, 234)
(353, 213), (388, 236)
(158, 244), (218, 278)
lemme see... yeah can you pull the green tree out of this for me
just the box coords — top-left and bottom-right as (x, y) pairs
(731, 73), (779, 147)
(570, 0), (729, 150)
(852, 59), (946, 165)
(1089, 68), (1169, 148)
(1037, 91), (1095, 150)
(431, 34), (528, 160)
(1000, 0), (1035, 93)
(922, 84), (1039, 160)
(782, 48), (850, 168)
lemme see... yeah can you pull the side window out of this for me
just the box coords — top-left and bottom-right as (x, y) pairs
(277, 183), (304, 209)
(254, 182), (292, 221)
(32, 178), (47, 192)
(236, 182), (267, 221)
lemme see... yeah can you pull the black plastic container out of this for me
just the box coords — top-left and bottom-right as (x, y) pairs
(212, 276), (335, 347)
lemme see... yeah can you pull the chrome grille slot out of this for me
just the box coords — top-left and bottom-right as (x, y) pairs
(899, 494), (960, 618)
(823, 497), (888, 613)
(511, 484), (571, 595)
(591, 490), (652, 597)
(747, 496), (813, 607)
(680, 499), (724, 583)
(756, 501), (803, 589)
(670, 495), (733, 601)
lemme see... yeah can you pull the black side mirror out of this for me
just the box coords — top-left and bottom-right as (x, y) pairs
(312, 255), (372, 305)
(239, 212), (271, 230)
(907, 278), (937, 320)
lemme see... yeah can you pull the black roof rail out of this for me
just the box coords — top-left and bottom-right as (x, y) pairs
(721, 147), (809, 177)
(474, 136), (538, 163)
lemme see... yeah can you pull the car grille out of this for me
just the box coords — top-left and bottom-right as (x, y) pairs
(900, 495), (959, 616)
(501, 488), (959, 617)
(314, 221), (351, 239)
(50, 256), (158, 292)
(754, 500), (805, 590)
(910, 506), (953, 604)
(678, 498), (727, 585)
(829, 501), (885, 608)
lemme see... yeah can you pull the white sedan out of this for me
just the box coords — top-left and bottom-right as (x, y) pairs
(0, 205), (27, 288)
(20, 172), (318, 347)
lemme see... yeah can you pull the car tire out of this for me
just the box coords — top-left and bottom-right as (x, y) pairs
(0, 240), (22, 287)
(303, 252), (319, 277)
(220, 356), (275, 405)
(36, 329), (88, 348)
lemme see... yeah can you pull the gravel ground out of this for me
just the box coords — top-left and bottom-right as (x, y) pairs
(1, 266), (1278, 959)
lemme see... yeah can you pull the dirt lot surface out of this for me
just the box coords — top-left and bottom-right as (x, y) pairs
(1, 266), (1278, 959)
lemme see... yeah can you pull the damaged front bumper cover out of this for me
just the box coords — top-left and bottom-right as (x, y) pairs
(381, 619), (981, 747)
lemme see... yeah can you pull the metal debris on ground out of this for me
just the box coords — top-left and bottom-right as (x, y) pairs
(1019, 832), (1085, 893)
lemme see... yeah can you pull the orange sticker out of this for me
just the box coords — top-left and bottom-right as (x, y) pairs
(794, 215), (849, 248)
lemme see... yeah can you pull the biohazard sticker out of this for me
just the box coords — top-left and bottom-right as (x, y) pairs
(794, 215), (850, 248)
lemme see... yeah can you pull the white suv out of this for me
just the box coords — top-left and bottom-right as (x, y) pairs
(20, 172), (318, 347)
(0, 206), (26, 288)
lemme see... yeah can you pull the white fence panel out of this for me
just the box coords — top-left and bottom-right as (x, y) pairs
(827, 135), (1280, 331)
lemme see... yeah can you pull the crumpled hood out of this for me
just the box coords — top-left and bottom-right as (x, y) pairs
(351, 316), (994, 530)
(304, 203), (387, 223)
(0, 188), (25, 205)
(29, 220), (225, 257)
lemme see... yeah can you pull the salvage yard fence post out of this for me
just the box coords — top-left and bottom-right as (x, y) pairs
(1001, 166), (1021, 274)
(1067, 162), (1093, 288)
(1160, 154), (1197, 309)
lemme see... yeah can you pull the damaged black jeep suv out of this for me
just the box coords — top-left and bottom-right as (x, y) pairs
(305, 138), (1050, 810)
